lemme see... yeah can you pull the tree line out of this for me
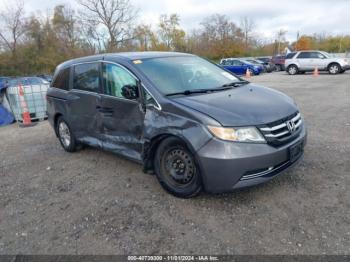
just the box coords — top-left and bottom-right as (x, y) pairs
(0, 0), (349, 76)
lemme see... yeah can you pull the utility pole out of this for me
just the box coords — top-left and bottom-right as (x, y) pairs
(296, 31), (300, 51)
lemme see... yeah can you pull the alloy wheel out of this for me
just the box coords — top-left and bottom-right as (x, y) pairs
(329, 65), (339, 74)
(58, 121), (71, 148)
(288, 66), (297, 75)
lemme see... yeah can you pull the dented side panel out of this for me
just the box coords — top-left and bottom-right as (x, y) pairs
(143, 107), (212, 152)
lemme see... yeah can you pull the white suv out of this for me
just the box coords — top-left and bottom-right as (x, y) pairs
(285, 51), (350, 75)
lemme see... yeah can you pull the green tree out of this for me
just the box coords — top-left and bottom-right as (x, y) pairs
(158, 14), (186, 51)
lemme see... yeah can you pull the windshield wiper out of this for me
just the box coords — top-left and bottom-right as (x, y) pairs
(166, 87), (232, 97)
(221, 80), (249, 88)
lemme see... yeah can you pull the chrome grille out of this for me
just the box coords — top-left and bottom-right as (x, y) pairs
(259, 112), (302, 146)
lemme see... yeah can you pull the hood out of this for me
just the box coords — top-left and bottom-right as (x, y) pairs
(334, 57), (349, 64)
(171, 84), (298, 126)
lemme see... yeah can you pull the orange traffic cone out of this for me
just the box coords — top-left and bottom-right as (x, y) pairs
(18, 84), (34, 127)
(313, 67), (319, 77)
(245, 69), (251, 78)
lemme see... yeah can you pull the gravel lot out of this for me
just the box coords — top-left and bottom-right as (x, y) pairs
(0, 71), (349, 255)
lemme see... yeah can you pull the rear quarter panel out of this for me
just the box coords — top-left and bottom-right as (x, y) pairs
(46, 88), (69, 129)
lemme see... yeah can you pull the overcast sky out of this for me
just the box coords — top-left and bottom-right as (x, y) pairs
(1, 0), (350, 42)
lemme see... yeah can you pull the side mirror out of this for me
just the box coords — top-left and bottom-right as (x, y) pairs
(121, 84), (139, 100)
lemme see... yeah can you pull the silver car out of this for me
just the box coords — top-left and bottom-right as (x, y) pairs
(285, 50), (350, 75)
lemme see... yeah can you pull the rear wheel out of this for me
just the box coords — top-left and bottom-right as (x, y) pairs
(154, 137), (202, 198)
(287, 65), (298, 75)
(275, 64), (282, 71)
(328, 63), (341, 75)
(56, 116), (78, 152)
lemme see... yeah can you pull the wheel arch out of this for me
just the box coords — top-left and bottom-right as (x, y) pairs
(327, 62), (341, 69)
(53, 113), (63, 136)
(142, 133), (198, 174)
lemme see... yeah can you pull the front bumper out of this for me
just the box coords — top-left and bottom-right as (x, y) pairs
(341, 64), (350, 71)
(196, 125), (307, 193)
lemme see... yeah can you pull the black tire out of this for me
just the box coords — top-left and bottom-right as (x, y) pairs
(287, 65), (299, 75)
(154, 137), (202, 198)
(56, 116), (78, 152)
(328, 63), (341, 75)
(275, 64), (281, 72)
(340, 70), (345, 74)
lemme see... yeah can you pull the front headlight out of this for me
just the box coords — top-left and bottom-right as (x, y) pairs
(207, 126), (266, 143)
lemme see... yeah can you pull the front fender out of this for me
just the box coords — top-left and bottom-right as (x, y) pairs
(141, 107), (214, 173)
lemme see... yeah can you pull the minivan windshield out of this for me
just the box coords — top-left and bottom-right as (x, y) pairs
(135, 56), (242, 96)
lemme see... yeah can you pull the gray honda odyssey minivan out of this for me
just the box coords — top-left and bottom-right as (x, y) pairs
(47, 52), (307, 198)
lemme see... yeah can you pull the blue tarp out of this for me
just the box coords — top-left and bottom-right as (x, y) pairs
(0, 104), (14, 126)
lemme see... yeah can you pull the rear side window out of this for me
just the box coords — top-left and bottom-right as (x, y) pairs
(232, 60), (243, 66)
(221, 60), (228, 65)
(52, 68), (70, 90)
(297, 52), (311, 59)
(73, 63), (100, 93)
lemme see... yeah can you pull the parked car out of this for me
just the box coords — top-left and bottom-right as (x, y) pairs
(220, 59), (263, 75)
(256, 57), (276, 72)
(245, 58), (274, 73)
(285, 50), (350, 75)
(36, 74), (53, 83)
(9, 77), (49, 86)
(47, 52), (306, 198)
(271, 54), (286, 71)
(243, 59), (266, 72)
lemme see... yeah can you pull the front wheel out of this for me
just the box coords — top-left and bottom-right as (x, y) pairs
(328, 63), (341, 75)
(154, 137), (202, 198)
(287, 65), (298, 75)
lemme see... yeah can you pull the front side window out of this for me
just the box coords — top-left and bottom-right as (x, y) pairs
(231, 60), (242, 66)
(310, 52), (326, 59)
(102, 63), (138, 100)
(135, 56), (240, 96)
(73, 63), (100, 92)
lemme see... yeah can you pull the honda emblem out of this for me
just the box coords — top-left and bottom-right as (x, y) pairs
(286, 120), (296, 133)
